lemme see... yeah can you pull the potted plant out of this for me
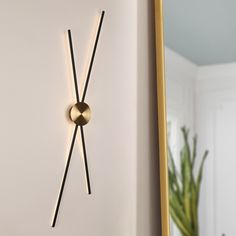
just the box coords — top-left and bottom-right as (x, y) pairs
(168, 127), (208, 236)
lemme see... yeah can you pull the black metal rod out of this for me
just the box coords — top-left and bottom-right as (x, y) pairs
(80, 126), (91, 194)
(82, 11), (105, 102)
(52, 125), (78, 227)
(68, 30), (80, 102)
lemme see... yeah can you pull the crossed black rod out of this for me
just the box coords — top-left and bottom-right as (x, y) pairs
(82, 10), (105, 102)
(68, 29), (80, 103)
(80, 126), (91, 194)
(51, 125), (78, 227)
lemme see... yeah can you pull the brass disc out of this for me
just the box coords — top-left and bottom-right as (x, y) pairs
(69, 102), (91, 126)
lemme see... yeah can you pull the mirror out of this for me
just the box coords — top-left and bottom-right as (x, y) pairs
(162, 0), (236, 235)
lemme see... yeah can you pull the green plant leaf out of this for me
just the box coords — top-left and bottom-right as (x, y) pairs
(192, 135), (197, 169)
(196, 150), (208, 203)
(168, 146), (182, 204)
(169, 207), (191, 236)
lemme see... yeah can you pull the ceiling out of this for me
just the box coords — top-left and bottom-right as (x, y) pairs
(163, 0), (236, 65)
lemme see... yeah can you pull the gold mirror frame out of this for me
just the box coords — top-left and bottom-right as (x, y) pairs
(154, 0), (170, 235)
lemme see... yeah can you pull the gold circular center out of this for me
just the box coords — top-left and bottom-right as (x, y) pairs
(69, 102), (91, 126)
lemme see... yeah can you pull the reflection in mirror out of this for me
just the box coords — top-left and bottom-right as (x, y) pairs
(163, 1), (236, 235)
